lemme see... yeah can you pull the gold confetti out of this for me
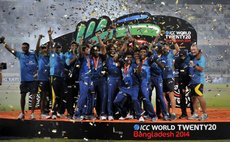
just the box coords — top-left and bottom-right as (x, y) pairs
(90, 11), (97, 17)
(218, 4), (223, 12)
(187, 16), (196, 21)
(176, 0), (179, 5)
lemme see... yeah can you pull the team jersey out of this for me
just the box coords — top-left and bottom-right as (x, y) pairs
(189, 54), (205, 84)
(90, 54), (106, 80)
(37, 54), (49, 81)
(139, 57), (151, 83)
(15, 51), (38, 81)
(64, 51), (80, 81)
(65, 51), (75, 66)
(79, 55), (91, 81)
(161, 50), (174, 79)
(49, 52), (65, 77)
(150, 50), (162, 77)
(106, 55), (121, 77)
(121, 63), (139, 87)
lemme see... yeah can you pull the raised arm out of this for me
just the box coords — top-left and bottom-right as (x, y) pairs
(48, 27), (54, 48)
(78, 37), (84, 57)
(104, 28), (111, 41)
(35, 34), (44, 54)
(171, 36), (180, 55)
(96, 32), (106, 48)
(100, 43), (106, 55)
(152, 31), (162, 45)
(119, 39), (128, 53)
(1, 37), (16, 56)
(67, 47), (77, 66)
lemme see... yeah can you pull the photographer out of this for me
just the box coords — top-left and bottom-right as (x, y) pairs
(174, 49), (193, 119)
(1, 36), (38, 120)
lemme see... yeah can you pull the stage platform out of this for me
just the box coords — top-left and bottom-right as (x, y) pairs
(0, 109), (230, 140)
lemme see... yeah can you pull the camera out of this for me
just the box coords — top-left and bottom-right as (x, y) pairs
(0, 36), (5, 44)
(0, 63), (7, 70)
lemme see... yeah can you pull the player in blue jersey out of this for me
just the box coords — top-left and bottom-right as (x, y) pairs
(35, 29), (53, 119)
(2, 38), (38, 120)
(113, 52), (144, 122)
(188, 43), (208, 121)
(73, 43), (95, 120)
(97, 33), (122, 120)
(150, 44), (169, 121)
(104, 44), (122, 120)
(88, 43), (107, 120)
(49, 42), (66, 119)
(161, 37), (180, 120)
(137, 46), (157, 122)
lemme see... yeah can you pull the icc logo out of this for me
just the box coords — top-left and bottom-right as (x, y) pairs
(134, 124), (140, 130)
(134, 124), (151, 131)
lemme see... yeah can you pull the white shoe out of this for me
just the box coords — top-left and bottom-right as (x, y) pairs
(199, 113), (208, 121)
(100, 116), (107, 120)
(52, 115), (57, 119)
(119, 116), (125, 120)
(30, 113), (35, 120)
(41, 114), (51, 119)
(152, 116), (157, 122)
(188, 113), (199, 120)
(108, 116), (114, 121)
(57, 112), (66, 118)
(138, 116), (145, 122)
(17, 113), (25, 120)
(126, 114), (134, 119)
